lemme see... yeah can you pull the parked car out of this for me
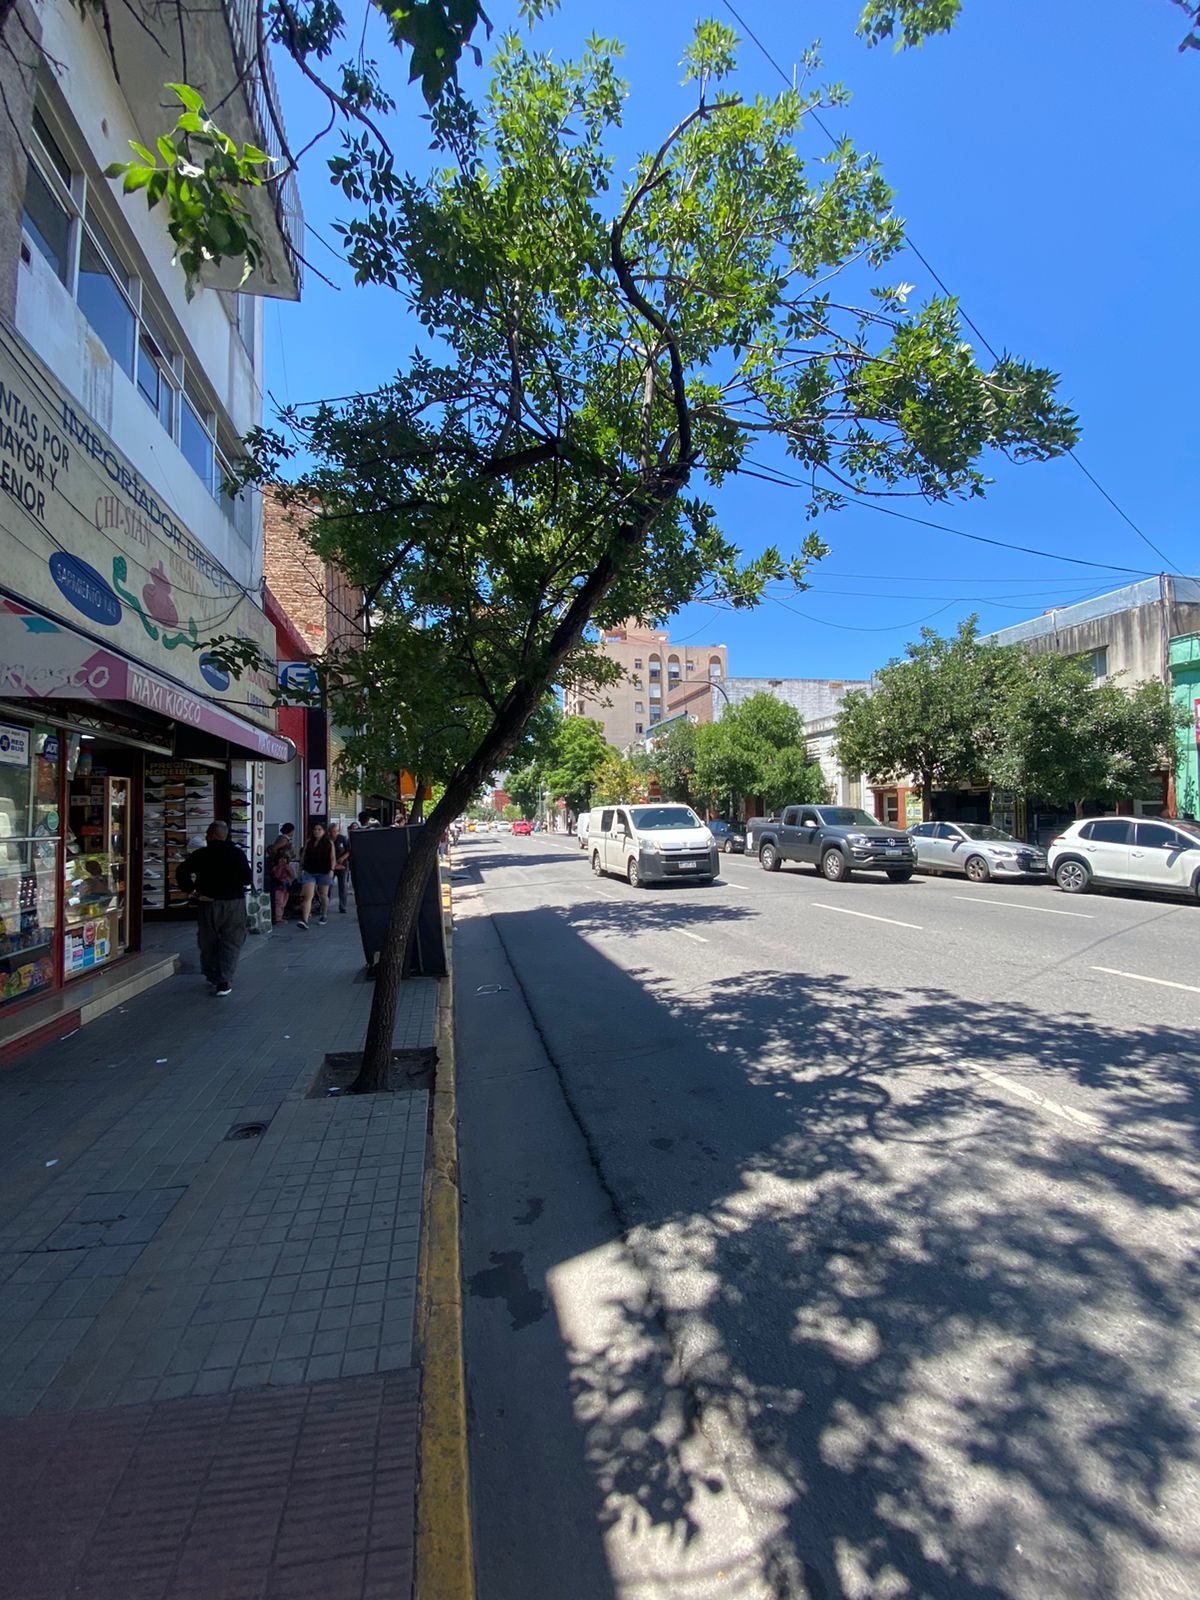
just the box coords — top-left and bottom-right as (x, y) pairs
(908, 821), (1047, 882)
(707, 819), (746, 855)
(1048, 816), (1200, 898)
(590, 803), (719, 887)
(576, 811), (592, 850)
(746, 804), (916, 882)
(511, 819), (533, 836)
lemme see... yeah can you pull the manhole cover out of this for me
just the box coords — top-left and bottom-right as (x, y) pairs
(225, 1121), (270, 1141)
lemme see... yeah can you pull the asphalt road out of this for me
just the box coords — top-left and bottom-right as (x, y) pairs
(453, 832), (1200, 1600)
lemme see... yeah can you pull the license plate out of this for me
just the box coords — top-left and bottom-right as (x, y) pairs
(886, 846), (902, 854)
(677, 862), (696, 871)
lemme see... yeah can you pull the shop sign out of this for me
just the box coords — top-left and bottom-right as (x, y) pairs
(279, 662), (319, 703)
(0, 324), (275, 726)
(0, 721), (30, 767)
(308, 768), (327, 814)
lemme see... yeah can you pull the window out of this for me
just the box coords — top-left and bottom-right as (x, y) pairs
(649, 684), (661, 699)
(136, 307), (178, 433)
(1075, 646), (1108, 681)
(782, 809), (800, 826)
(1135, 822), (1181, 850)
(635, 722), (644, 734)
(599, 810), (614, 833)
(634, 701), (643, 713)
(909, 823), (934, 838)
(77, 207), (135, 376)
(631, 676), (642, 689)
(181, 381), (216, 493)
(686, 660), (694, 672)
(883, 795), (899, 825)
(633, 658), (642, 669)
(22, 163), (71, 282)
(1081, 819), (1131, 845)
(649, 708), (660, 722)
(709, 659), (723, 679)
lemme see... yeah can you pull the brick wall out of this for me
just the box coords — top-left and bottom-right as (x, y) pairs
(262, 487), (366, 655)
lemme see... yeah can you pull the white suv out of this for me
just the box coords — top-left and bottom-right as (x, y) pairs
(1048, 817), (1200, 899)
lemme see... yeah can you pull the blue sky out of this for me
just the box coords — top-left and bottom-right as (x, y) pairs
(268, 0), (1197, 680)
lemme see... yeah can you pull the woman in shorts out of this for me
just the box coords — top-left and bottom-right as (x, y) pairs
(298, 823), (335, 928)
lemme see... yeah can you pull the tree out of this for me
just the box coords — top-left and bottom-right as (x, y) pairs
(835, 619), (998, 819)
(592, 749), (649, 806)
(542, 718), (611, 815)
(646, 720), (698, 806)
(694, 692), (825, 814)
(501, 803), (521, 822)
(505, 766), (542, 821)
(223, 22), (1076, 1088)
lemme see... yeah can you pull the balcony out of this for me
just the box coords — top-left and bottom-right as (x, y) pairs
(104, 0), (303, 298)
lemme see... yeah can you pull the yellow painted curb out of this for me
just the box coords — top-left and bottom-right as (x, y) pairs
(415, 884), (474, 1600)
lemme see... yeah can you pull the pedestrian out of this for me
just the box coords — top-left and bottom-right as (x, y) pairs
(266, 823), (297, 924)
(330, 821), (351, 913)
(176, 821), (252, 996)
(297, 822), (335, 928)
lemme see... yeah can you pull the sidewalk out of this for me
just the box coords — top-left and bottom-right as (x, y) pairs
(0, 903), (440, 1600)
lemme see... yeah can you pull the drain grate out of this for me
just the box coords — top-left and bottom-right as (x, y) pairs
(225, 1120), (270, 1141)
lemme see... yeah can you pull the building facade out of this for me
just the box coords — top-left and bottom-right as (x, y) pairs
(0, 0), (300, 1045)
(262, 488), (366, 834)
(565, 622), (728, 750)
(1169, 632), (1200, 821)
(707, 677), (871, 811)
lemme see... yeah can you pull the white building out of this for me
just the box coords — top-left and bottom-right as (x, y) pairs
(0, 0), (300, 1048)
(707, 676), (871, 806)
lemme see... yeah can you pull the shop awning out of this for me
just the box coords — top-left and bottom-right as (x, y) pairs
(0, 601), (294, 763)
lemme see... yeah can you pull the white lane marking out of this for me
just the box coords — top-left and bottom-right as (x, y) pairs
(954, 895), (1092, 919)
(811, 902), (923, 931)
(1091, 966), (1200, 995)
(679, 929), (708, 944)
(959, 1059), (1106, 1135)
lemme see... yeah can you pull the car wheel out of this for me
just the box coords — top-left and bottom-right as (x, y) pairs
(964, 854), (990, 883)
(1055, 859), (1090, 894)
(591, 851), (603, 878)
(822, 848), (849, 882)
(723, 839), (734, 854)
(627, 858), (642, 888)
(759, 843), (780, 872)
(886, 869), (913, 883)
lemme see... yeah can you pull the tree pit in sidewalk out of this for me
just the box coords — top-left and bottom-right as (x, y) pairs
(310, 1048), (437, 1097)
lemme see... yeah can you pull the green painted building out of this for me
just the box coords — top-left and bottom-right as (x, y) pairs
(1170, 633), (1200, 819)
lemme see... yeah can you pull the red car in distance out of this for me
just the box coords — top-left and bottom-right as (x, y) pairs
(511, 820), (533, 836)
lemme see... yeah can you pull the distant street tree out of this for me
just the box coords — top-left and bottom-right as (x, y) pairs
(592, 749), (650, 806)
(835, 619), (998, 820)
(695, 692), (825, 814)
(543, 717), (611, 815)
(646, 720), (699, 806)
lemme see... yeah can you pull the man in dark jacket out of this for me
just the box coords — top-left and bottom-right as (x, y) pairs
(176, 821), (253, 995)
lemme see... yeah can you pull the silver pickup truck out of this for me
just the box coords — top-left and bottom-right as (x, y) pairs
(745, 804), (916, 883)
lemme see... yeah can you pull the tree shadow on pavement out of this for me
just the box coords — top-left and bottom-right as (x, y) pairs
(491, 906), (1200, 1600)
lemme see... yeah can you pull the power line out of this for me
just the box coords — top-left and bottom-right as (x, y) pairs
(715, 0), (1182, 575)
(738, 460), (1160, 576)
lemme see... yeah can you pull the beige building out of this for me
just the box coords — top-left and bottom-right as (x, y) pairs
(565, 623), (728, 750)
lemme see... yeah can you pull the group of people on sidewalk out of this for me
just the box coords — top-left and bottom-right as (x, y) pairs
(175, 816), (357, 996)
(265, 821), (352, 928)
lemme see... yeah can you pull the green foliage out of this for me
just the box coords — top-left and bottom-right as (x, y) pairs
(501, 802), (522, 822)
(835, 618), (997, 816)
(104, 86), (271, 298)
(592, 748), (649, 805)
(542, 717), (611, 813)
(857, 0), (962, 50)
(693, 692), (825, 812)
(646, 719), (698, 805)
(839, 628), (1187, 817)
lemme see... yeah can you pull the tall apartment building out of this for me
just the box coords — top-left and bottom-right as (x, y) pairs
(564, 622), (728, 750)
(0, 0), (300, 1049)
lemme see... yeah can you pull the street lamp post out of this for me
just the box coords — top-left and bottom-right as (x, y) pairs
(707, 677), (736, 823)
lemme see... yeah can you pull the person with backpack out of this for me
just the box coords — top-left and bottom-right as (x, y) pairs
(297, 823), (335, 928)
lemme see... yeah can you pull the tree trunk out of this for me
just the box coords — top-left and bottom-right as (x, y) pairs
(921, 773), (933, 822)
(349, 480), (691, 1092)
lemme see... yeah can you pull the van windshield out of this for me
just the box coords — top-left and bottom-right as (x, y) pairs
(630, 806), (702, 831)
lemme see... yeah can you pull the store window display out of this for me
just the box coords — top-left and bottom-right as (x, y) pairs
(63, 737), (131, 978)
(0, 724), (60, 1007)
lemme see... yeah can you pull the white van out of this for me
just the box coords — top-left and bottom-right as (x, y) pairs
(590, 804), (719, 888)
(576, 811), (591, 850)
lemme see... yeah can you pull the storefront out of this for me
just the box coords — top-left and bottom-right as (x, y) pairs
(0, 324), (288, 1038)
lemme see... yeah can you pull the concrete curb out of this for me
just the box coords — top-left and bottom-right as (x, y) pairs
(414, 882), (474, 1600)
